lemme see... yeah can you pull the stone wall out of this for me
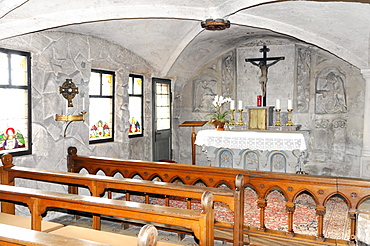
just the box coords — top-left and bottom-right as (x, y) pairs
(176, 39), (365, 178)
(0, 31), (156, 181)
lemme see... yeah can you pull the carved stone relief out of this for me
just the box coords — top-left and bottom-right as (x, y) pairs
(219, 149), (233, 168)
(221, 51), (235, 99)
(315, 68), (347, 114)
(297, 47), (311, 113)
(192, 51), (236, 113)
(332, 118), (347, 162)
(270, 153), (287, 172)
(243, 150), (259, 170)
(192, 77), (217, 113)
(313, 119), (329, 151)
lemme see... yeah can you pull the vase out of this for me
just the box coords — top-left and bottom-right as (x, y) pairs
(212, 120), (226, 130)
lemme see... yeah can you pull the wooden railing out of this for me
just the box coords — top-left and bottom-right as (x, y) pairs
(66, 146), (370, 246)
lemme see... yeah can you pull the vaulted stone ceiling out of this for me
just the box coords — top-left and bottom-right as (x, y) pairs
(0, 0), (369, 77)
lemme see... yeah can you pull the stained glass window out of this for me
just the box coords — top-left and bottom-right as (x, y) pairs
(128, 74), (143, 137)
(89, 69), (115, 143)
(0, 48), (31, 156)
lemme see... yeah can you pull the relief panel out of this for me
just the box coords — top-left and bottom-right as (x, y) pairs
(315, 67), (347, 114)
(332, 118), (346, 162)
(296, 46), (311, 113)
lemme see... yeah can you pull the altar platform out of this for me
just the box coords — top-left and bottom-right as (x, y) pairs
(195, 129), (308, 173)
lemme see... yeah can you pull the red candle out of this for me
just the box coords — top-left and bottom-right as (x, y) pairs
(257, 95), (262, 107)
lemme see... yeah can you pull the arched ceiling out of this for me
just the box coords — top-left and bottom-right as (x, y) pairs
(0, 0), (369, 76)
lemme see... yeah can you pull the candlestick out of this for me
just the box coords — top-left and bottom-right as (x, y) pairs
(275, 99), (281, 110)
(229, 109), (236, 125)
(274, 109), (282, 126)
(288, 99), (292, 110)
(230, 100), (235, 110)
(286, 109), (294, 126)
(237, 109), (244, 125)
(238, 100), (243, 110)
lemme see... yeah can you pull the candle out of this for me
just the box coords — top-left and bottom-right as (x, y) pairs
(238, 100), (243, 110)
(66, 101), (68, 114)
(275, 99), (281, 110)
(257, 95), (262, 107)
(288, 99), (292, 110)
(82, 97), (85, 110)
(230, 100), (235, 110)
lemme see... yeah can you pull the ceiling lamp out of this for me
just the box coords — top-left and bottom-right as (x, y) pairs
(201, 18), (230, 31)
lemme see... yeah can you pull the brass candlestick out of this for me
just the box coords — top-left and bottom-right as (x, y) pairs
(237, 109), (244, 125)
(274, 109), (282, 126)
(286, 109), (294, 126)
(229, 109), (236, 125)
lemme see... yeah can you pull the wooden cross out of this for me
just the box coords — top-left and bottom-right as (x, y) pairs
(245, 46), (285, 106)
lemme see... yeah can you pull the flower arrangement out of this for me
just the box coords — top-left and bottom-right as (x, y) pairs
(208, 95), (232, 128)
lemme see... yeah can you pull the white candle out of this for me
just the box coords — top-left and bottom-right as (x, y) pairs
(275, 99), (281, 110)
(238, 100), (243, 110)
(65, 101), (68, 114)
(230, 100), (235, 110)
(288, 99), (292, 110)
(82, 97), (85, 110)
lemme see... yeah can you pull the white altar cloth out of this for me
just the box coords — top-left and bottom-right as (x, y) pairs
(195, 130), (307, 151)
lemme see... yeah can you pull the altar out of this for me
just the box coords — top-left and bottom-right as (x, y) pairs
(195, 129), (308, 173)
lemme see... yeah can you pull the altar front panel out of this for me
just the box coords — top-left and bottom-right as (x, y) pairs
(195, 130), (308, 173)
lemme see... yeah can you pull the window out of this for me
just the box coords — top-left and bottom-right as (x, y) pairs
(0, 48), (31, 156)
(89, 69), (115, 143)
(128, 74), (143, 137)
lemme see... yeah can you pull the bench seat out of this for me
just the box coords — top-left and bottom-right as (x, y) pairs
(50, 225), (181, 246)
(0, 212), (64, 232)
(0, 223), (109, 246)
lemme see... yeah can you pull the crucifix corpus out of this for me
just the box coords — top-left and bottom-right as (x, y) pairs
(245, 45), (285, 107)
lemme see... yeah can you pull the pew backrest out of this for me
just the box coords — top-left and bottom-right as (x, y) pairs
(1, 150), (243, 246)
(0, 184), (214, 246)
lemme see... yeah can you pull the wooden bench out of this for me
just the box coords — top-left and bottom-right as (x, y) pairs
(0, 223), (109, 246)
(1, 151), (243, 246)
(65, 146), (370, 246)
(0, 212), (63, 232)
(0, 222), (171, 246)
(0, 184), (214, 245)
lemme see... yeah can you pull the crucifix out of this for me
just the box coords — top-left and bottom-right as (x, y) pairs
(245, 46), (285, 106)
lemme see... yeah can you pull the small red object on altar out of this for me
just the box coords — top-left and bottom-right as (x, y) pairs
(257, 95), (262, 107)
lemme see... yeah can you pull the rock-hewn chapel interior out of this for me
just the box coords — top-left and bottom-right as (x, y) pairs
(1, 0), (370, 245)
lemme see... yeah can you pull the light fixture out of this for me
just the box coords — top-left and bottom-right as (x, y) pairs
(201, 18), (230, 31)
(55, 79), (86, 137)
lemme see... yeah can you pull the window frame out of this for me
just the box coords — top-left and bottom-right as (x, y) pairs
(128, 74), (144, 138)
(89, 69), (115, 144)
(0, 47), (32, 156)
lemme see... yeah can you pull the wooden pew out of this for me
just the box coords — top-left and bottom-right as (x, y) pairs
(0, 224), (107, 246)
(0, 223), (110, 246)
(1, 151), (243, 246)
(0, 184), (214, 246)
(0, 222), (166, 246)
(65, 146), (370, 246)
